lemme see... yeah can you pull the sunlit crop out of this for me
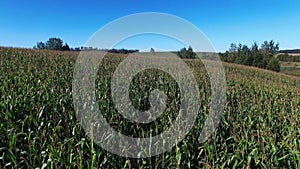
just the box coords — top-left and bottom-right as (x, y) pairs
(0, 47), (299, 168)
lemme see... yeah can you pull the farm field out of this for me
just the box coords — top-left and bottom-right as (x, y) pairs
(280, 61), (300, 76)
(0, 47), (300, 168)
(278, 53), (300, 77)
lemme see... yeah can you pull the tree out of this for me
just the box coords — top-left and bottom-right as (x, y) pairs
(177, 46), (196, 59)
(36, 42), (46, 49)
(234, 43), (243, 64)
(178, 47), (186, 58)
(241, 45), (252, 66)
(150, 48), (155, 55)
(251, 42), (259, 55)
(46, 38), (63, 50)
(62, 43), (70, 51)
(269, 40), (279, 54)
(34, 38), (71, 51)
(250, 42), (260, 66)
(266, 57), (280, 72)
(187, 46), (196, 58)
(229, 43), (237, 53)
(261, 40), (279, 55)
(252, 52), (265, 68)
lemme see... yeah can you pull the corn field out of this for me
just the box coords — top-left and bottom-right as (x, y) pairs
(0, 47), (299, 168)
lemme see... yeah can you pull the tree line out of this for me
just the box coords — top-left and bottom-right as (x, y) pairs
(176, 41), (281, 72)
(72, 47), (139, 54)
(279, 49), (300, 54)
(34, 37), (139, 53)
(34, 38), (282, 72)
(219, 40), (281, 72)
(277, 54), (300, 62)
(177, 46), (197, 59)
(34, 38), (70, 51)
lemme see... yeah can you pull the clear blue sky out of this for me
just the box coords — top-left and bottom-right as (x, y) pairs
(0, 0), (299, 52)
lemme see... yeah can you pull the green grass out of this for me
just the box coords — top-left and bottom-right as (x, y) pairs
(0, 47), (299, 168)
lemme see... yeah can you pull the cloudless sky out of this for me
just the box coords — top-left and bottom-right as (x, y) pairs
(0, 0), (300, 52)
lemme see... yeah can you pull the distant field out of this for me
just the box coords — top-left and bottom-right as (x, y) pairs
(276, 53), (300, 57)
(277, 53), (300, 76)
(280, 61), (300, 76)
(0, 47), (299, 168)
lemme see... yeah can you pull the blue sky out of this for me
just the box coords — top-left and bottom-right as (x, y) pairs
(0, 0), (299, 52)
